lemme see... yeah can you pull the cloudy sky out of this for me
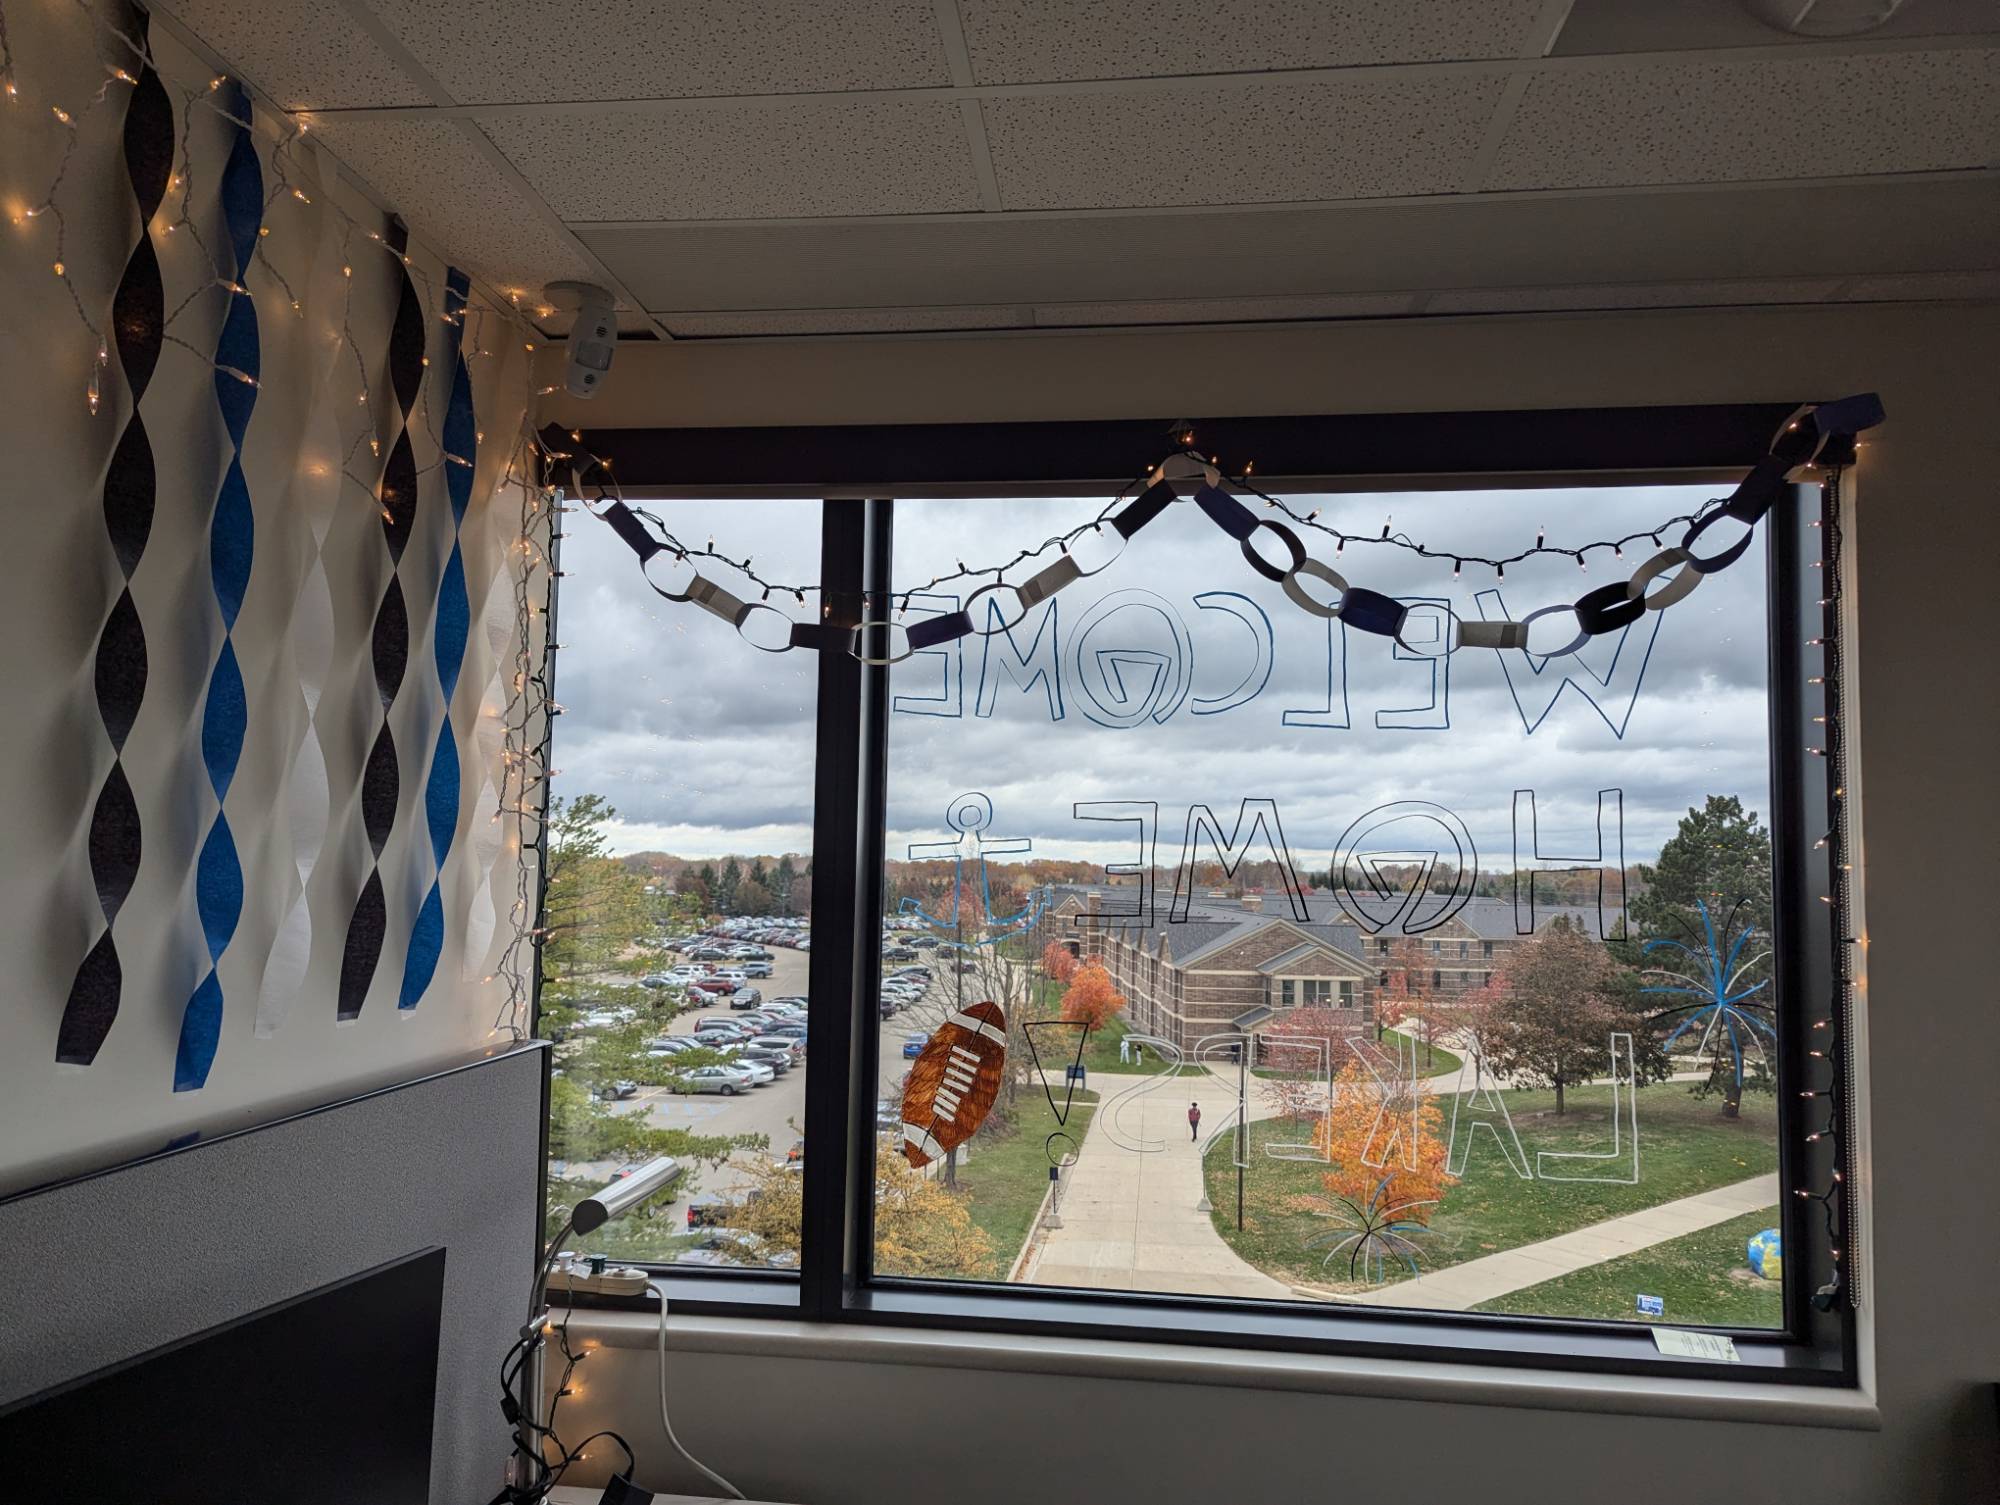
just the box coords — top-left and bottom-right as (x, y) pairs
(553, 482), (1771, 878)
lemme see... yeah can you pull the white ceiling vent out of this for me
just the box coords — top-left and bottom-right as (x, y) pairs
(1742, 0), (1912, 36)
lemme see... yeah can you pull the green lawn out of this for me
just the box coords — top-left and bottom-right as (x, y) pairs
(1380, 1029), (1461, 1077)
(1473, 1206), (1785, 1328)
(952, 1088), (1100, 1269)
(1202, 1083), (1778, 1296)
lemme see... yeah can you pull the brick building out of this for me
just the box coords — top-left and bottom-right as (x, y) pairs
(1037, 886), (1610, 1054)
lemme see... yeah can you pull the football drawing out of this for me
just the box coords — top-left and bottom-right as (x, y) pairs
(899, 1001), (1008, 1168)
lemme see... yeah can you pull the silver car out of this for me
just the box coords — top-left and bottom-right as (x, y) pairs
(670, 1064), (759, 1096)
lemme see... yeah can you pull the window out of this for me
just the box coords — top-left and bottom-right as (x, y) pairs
(869, 478), (1797, 1334)
(541, 499), (819, 1271)
(544, 406), (1851, 1386)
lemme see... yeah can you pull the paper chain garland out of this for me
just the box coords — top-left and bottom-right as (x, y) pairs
(54, 16), (170, 1067)
(399, 268), (478, 1010)
(585, 396), (1883, 661)
(335, 218), (426, 1021)
(173, 82), (261, 1092)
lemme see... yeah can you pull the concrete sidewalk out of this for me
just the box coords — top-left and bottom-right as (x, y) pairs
(1329, 1172), (1781, 1310)
(1018, 1066), (1292, 1298)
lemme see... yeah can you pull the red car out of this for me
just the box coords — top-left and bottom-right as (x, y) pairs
(691, 976), (738, 996)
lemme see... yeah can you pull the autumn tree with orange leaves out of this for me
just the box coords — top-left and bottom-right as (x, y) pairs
(1309, 1058), (1454, 1225)
(1040, 940), (1078, 985)
(1059, 961), (1127, 1032)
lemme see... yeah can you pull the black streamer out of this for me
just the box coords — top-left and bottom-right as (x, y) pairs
(336, 217), (425, 1020)
(56, 16), (171, 1065)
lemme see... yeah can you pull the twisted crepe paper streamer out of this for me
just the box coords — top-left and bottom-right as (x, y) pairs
(398, 267), (476, 1009)
(335, 218), (425, 1019)
(56, 18), (172, 1066)
(173, 83), (260, 1092)
(252, 148), (344, 1040)
(459, 558), (515, 983)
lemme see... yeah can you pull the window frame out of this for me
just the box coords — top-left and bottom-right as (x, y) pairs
(537, 404), (1855, 1388)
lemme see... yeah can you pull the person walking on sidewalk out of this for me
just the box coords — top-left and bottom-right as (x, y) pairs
(1188, 1101), (1202, 1142)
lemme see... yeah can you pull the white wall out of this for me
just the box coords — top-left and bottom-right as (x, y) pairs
(0, 11), (540, 1195)
(543, 299), (2000, 1503)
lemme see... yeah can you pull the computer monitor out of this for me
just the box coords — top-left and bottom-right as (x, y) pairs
(0, 1247), (445, 1502)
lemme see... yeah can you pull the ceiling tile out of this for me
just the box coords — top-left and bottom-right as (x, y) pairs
(985, 73), (1511, 209)
(1428, 278), (1844, 312)
(1488, 48), (2000, 191)
(959, 0), (1552, 84)
(483, 100), (982, 221)
(155, 0), (431, 108)
(365, 0), (950, 105)
(308, 116), (602, 298)
(663, 306), (1025, 337)
(1034, 293), (1416, 326)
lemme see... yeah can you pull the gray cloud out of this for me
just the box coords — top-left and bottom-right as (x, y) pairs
(554, 485), (1774, 871)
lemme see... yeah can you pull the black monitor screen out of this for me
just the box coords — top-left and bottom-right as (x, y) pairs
(0, 1247), (445, 1503)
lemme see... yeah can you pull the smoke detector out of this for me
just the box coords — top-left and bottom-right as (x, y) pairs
(543, 280), (617, 400)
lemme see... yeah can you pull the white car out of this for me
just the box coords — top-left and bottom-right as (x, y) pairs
(582, 1007), (636, 1028)
(670, 1064), (758, 1096)
(733, 1060), (776, 1087)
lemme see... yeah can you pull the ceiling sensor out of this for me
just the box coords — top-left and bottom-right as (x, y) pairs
(1741, 0), (1910, 35)
(543, 280), (617, 399)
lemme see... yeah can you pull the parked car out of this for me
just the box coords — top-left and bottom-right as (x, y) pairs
(741, 961), (773, 978)
(730, 1045), (792, 1075)
(596, 1080), (640, 1100)
(640, 973), (675, 989)
(693, 1023), (752, 1043)
(772, 995), (809, 1009)
(911, 936), (939, 950)
(670, 1064), (758, 1096)
(685, 1194), (733, 1228)
(902, 1033), (929, 1059)
(690, 977), (737, 996)
(727, 987), (765, 1010)
(882, 944), (917, 960)
(582, 1007), (636, 1028)
(733, 1060), (776, 1087)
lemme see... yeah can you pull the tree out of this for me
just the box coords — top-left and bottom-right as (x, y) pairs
(1625, 796), (1776, 1118)
(1309, 1058), (1453, 1224)
(1377, 937), (1438, 1053)
(540, 794), (650, 978)
(1257, 1006), (1352, 1122)
(1040, 940), (1078, 985)
(1485, 917), (1660, 1114)
(714, 856), (742, 913)
(1060, 962), (1126, 1032)
(1442, 969), (1512, 1081)
(771, 854), (798, 914)
(719, 1147), (996, 1279)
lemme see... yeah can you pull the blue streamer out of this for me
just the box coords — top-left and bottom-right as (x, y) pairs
(398, 268), (476, 1010)
(175, 83), (259, 1091)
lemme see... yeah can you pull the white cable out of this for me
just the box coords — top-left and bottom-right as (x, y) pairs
(656, 1286), (745, 1500)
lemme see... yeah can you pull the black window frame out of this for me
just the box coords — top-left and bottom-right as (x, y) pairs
(536, 404), (1855, 1388)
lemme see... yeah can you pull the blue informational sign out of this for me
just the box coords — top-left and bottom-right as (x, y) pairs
(1636, 1294), (1665, 1317)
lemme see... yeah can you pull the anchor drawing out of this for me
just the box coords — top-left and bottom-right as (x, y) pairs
(899, 792), (1050, 947)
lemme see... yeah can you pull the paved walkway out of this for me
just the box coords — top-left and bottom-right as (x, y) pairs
(1329, 1172), (1781, 1310)
(1019, 1065), (1293, 1298)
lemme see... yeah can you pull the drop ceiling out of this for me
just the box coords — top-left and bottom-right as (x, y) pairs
(153, 0), (2000, 340)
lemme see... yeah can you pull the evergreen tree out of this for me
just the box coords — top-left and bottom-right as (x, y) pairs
(772, 854), (798, 914)
(1626, 795), (1777, 1117)
(716, 856), (742, 913)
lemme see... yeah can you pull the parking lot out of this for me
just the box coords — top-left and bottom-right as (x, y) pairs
(609, 941), (921, 1201)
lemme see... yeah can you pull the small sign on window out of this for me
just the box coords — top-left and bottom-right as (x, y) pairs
(1636, 1293), (1665, 1317)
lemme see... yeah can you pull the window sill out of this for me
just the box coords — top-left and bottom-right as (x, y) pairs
(563, 1300), (1880, 1432)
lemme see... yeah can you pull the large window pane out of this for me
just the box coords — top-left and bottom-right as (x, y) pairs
(876, 486), (1784, 1328)
(545, 499), (817, 1270)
